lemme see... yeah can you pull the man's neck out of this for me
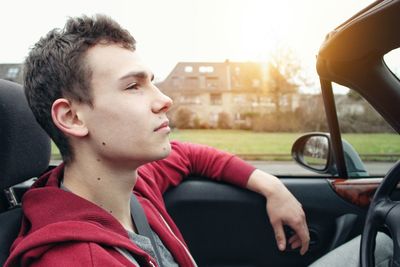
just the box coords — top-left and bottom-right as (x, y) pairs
(63, 157), (138, 232)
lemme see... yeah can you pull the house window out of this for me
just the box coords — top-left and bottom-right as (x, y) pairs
(235, 66), (240, 75)
(279, 95), (289, 107)
(179, 96), (201, 104)
(206, 77), (219, 89)
(209, 112), (218, 123)
(6, 67), (19, 79)
(233, 95), (246, 104)
(210, 93), (222, 105)
(232, 66), (241, 88)
(252, 79), (261, 88)
(199, 66), (214, 73)
(184, 66), (193, 73)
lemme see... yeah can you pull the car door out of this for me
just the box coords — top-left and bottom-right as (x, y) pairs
(164, 172), (370, 267)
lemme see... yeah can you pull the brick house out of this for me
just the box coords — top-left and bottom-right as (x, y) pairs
(158, 61), (298, 128)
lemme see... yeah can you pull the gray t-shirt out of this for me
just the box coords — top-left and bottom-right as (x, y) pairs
(127, 229), (178, 266)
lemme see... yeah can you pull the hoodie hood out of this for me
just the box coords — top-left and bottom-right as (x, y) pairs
(5, 164), (153, 266)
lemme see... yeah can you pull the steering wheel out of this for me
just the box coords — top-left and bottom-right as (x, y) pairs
(361, 160), (400, 267)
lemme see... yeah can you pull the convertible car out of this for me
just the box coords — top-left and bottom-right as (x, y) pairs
(0, 0), (399, 266)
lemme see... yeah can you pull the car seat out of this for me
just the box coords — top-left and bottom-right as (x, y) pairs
(0, 79), (51, 265)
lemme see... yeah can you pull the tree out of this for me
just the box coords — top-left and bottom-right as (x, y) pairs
(266, 47), (308, 113)
(217, 112), (232, 129)
(347, 90), (363, 100)
(173, 107), (193, 129)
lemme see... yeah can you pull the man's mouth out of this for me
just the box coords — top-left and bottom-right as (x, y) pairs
(154, 121), (170, 132)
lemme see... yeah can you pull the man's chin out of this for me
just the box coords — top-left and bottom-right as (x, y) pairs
(153, 142), (172, 161)
(160, 144), (172, 158)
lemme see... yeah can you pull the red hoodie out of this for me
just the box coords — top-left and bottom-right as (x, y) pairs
(5, 141), (255, 267)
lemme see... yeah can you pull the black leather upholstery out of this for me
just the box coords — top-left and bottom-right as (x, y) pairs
(0, 79), (51, 265)
(0, 208), (23, 264)
(0, 79), (51, 189)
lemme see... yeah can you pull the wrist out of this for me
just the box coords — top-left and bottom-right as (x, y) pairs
(246, 169), (284, 198)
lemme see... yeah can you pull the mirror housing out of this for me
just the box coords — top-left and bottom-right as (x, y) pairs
(292, 132), (369, 177)
(292, 133), (331, 174)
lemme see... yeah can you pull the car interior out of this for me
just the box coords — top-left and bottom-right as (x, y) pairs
(0, 0), (399, 266)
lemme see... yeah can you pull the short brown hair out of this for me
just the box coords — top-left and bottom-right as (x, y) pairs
(24, 14), (136, 163)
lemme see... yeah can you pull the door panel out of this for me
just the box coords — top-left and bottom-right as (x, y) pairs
(164, 177), (368, 267)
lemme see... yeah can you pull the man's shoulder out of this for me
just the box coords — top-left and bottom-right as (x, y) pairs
(8, 221), (136, 266)
(27, 241), (127, 266)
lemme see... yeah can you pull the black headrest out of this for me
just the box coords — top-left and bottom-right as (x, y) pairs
(0, 79), (51, 189)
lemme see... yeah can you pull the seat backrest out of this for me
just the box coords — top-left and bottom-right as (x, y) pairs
(0, 79), (51, 265)
(0, 208), (23, 264)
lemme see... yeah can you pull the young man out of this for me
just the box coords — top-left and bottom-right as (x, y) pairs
(5, 15), (309, 266)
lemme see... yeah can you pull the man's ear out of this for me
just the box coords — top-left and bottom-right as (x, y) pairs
(51, 98), (89, 137)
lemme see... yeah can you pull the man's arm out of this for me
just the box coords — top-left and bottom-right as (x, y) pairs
(246, 169), (310, 255)
(141, 141), (255, 193)
(144, 141), (309, 254)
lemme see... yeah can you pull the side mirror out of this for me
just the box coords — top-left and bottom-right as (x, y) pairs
(292, 133), (331, 173)
(292, 132), (369, 176)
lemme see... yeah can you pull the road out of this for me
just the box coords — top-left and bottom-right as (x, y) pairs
(246, 160), (395, 176)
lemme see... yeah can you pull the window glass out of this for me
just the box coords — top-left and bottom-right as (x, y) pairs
(333, 83), (399, 177)
(184, 66), (193, 73)
(205, 77), (219, 89)
(199, 66), (214, 73)
(210, 93), (222, 105)
(384, 48), (400, 80)
(6, 67), (19, 79)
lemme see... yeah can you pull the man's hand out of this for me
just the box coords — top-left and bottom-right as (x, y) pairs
(246, 169), (310, 255)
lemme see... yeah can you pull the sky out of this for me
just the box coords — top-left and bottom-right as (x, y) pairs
(1, 0), (387, 91)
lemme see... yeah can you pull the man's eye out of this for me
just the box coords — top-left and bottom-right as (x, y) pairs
(126, 83), (139, 90)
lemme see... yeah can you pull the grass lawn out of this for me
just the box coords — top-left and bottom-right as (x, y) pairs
(171, 130), (299, 154)
(51, 130), (399, 161)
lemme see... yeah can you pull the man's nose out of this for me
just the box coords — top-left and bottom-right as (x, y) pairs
(152, 86), (173, 113)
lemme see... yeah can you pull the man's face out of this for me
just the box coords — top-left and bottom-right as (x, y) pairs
(79, 44), (173, 167)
